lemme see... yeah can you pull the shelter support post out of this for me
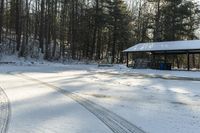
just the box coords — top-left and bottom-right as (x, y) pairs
(126, 52), (129, 67)
(152, 53), (155, 60)
(187, 52), (190, 71)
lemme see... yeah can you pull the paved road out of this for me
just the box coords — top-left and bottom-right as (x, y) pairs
(0, 87), (10, 133)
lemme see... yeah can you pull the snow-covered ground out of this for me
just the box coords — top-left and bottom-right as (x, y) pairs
(95, 65), (200, 79)
(0, 63), (200, 133)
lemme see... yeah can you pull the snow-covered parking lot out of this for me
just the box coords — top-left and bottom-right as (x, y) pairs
(0, 64), (200, 133)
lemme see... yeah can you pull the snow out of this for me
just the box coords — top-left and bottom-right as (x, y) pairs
(0, 66), (111, 133)
(0, 63), (200, 133)
(124, 40), (200, 52)
(0, 54), (46, 66)
(95, 65), (200, 79)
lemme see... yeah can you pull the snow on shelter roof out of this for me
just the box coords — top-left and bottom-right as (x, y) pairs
(123, 40), (200, 53)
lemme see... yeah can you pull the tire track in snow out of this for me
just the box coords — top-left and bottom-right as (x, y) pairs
(14, 73), (145, 133)
(0, 87), (10, 133)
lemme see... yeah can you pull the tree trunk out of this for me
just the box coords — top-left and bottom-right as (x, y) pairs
(39, 0), (45, 53)
(16, 0), (22, 51)
(96, 28), (102, 60)
(171, 1), (176, 41)
(91, 0), (99, 60)
(112, 16), (117, 64)
(71, 0), (76, 59)
(20, 0), (29, 57)
(34, 0), (39, 40)
(153, 0), (161, 42)
(0, 0), (4, 43)
(44, 0), (51, 60)
(52, 0), (58, 58)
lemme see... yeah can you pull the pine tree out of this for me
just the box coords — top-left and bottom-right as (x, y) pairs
(0, 0), (199, 62)
(107, 0), (132, 63)
(161, 0), (200, 41)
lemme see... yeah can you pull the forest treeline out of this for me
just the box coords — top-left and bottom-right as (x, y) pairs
(0, 0), (200, 63)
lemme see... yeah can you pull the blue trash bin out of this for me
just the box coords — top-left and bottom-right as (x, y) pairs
(160, 63), (164, 70)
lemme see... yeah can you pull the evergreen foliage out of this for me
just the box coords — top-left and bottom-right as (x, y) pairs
(0, 0), (199, 63)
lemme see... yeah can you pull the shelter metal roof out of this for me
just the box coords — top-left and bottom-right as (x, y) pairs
(124, 40), (200, 53)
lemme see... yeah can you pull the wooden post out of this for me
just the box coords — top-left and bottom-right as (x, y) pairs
(151, 53), (155, 69)
(187, 52), (190, 71)
(152, 53), (155, 60)
(164, 52), (167, 64)
(126, 52), (129, 67)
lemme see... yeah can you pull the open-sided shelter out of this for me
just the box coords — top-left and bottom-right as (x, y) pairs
(123, 40), (200, 70)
